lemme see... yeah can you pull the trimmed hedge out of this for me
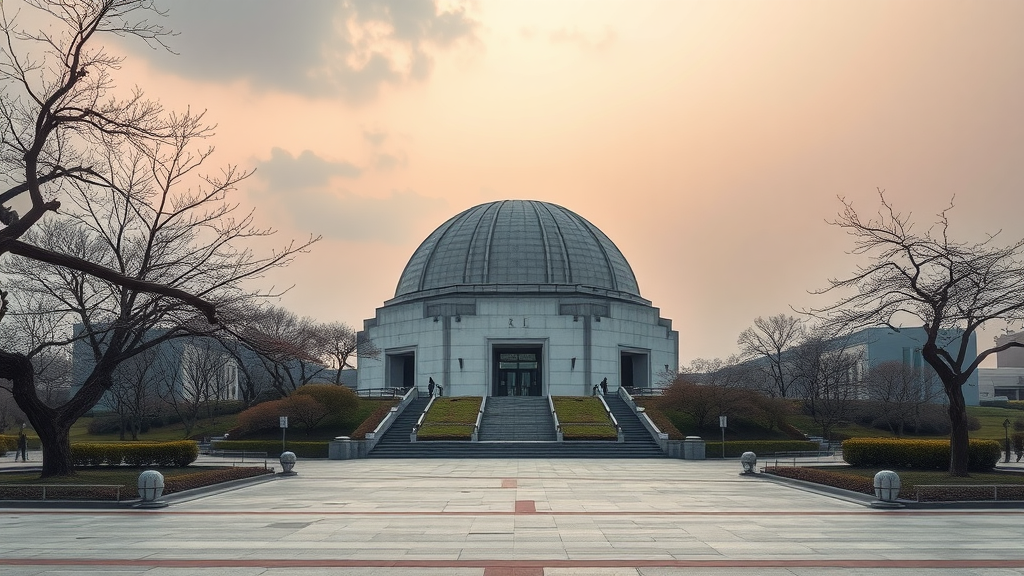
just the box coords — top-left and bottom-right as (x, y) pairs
(71, 441), (199, 467)
(842, 438), (1001, 471)
(704, 440), (820, 458)
(212, 440), (328, 458)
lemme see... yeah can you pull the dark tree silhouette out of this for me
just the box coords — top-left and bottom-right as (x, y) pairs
(810, 190), (1024, 475)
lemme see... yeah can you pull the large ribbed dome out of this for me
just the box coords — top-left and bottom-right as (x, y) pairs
(394, 200), (641, 300)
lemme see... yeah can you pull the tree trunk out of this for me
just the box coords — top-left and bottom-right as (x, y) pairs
(946, 382), (970, 476)
(35, 417), (75, 477)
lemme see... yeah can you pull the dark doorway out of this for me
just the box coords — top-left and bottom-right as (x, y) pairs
(493, 347), (542, 396)
(620, 350), (649, 392)
(387, 351), (415, 390)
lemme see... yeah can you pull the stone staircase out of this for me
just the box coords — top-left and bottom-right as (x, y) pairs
(478, 397), (556, 441)
(367, 394), (666, 458)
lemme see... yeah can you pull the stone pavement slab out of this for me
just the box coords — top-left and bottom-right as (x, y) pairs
(2, 458), (1024, 576)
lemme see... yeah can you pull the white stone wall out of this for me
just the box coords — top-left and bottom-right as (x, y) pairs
(358, 295), (678, 397)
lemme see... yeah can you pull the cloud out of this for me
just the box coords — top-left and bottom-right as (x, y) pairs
(253, 184), (447, 244)
(549, 26), (617, 52)
(256, 148), (362, 190)
(133, 0), (479, 103)
(374, 153), (406, 172)
(363, 129), (389, 146)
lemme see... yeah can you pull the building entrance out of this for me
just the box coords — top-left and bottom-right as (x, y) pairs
(493, 347), (542, 396)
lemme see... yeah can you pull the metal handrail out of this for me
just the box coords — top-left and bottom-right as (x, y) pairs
(472, 396), (487, 442)
(548, 394), (563, 441)
(410, 395), (436, 441)
(597, 394), (623, 442)
(368, 386), (417, 443)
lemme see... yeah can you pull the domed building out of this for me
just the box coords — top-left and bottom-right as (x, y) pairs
(357, 200), (678, 397)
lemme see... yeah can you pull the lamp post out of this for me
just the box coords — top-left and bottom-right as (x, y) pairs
(1004, 418), (1011, 463)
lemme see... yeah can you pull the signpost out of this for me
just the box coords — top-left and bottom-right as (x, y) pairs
(719, 415), (727, 459)
(280, 416), (289, 453)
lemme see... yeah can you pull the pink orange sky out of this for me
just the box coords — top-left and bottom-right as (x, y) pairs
(107, 0), (1024, 367)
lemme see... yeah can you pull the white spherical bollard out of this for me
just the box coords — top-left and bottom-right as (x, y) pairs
(136, 470), (168, 508)
(872, 470), (902, 507)
(279, 451), (297, 476)
(740, 451), (758, 475)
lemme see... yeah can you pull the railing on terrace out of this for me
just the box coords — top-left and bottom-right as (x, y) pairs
(622, 386), (664, 397)
(357, 387), (410, 399)
(207, 449), (270, 468)
(764, 450), (843, 467)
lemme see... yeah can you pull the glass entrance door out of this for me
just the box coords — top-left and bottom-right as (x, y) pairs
(493, 349), (542, 396)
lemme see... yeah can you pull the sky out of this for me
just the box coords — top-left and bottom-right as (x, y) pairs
(93, 0), (1024, 366)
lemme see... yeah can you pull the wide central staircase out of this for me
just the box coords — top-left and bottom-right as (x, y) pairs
(367, 394), (665, 458)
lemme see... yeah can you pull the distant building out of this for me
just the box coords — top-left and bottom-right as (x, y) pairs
(845, 327), (978, 406)
(978, 331), (1024, 401)
(71, 326), (333, 408)
(357, 200), (679, 398)
(733, 326), (978, 406)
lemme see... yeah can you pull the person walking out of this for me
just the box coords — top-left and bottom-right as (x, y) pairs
(428, 377), (436, 397)
(15, 430), (28, 462)
(600, 378), (608, 396)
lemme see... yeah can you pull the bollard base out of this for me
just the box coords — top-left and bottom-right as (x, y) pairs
(869, 500), (905, 509)
(278, 471), (298, 477)
(134, 500), (169, 509)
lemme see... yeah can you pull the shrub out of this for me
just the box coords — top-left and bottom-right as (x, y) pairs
(236, 399), (289, 434)
(212, 439), (327, 458)
(704, 440), (819, 458)
(70, 441), (199, 467)
(294, 384), (359, 415)
(1012, 432), (1024, 462)
(1008, 400), (1024, 412)
(842, 438), (1000, 471)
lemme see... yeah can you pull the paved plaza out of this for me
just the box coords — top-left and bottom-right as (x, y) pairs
(3, 455), (1024, 576)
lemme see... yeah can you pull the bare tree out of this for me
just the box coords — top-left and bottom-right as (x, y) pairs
(810, 190), (1024, 475)
(314, 321), (379, 385)
(240, 305), (329, 397)
(790, 332), (862, 441)
(101, 348), (159, 441)
(737, 314), (805, 398)
(0, 92), (314, 477)
(863, 360), (942, 437)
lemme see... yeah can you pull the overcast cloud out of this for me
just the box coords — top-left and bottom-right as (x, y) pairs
(137, 0), (478, 103)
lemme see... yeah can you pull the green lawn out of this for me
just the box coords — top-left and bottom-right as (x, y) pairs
(417, 397), (482, 440)
(552, 396), (617, 440)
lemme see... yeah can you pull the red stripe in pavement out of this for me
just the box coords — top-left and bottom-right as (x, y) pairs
(501, 478), (517, 488)
(483, 568), (543, 576)
(514, 500), (535, 513)
(3, 559), (1024, 569)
